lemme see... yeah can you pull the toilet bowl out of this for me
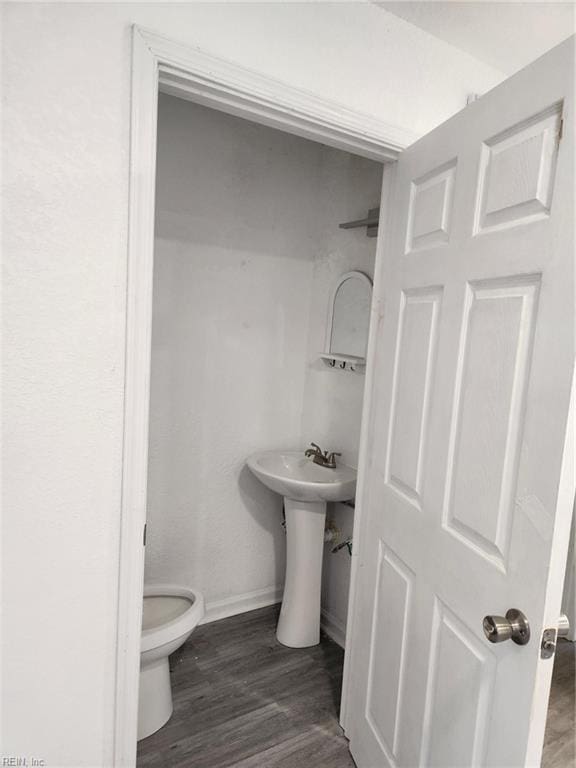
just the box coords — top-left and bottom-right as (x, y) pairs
(138, 584), (205, 740)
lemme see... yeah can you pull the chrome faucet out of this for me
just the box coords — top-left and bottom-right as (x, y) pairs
(304, 443), (342, 469)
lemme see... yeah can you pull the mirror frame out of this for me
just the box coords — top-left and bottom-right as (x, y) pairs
(324, 270), (373, 361)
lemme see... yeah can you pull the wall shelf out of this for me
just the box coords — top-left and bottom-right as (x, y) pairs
(339, 207), (380, 237)
(319, 352), (366, 372)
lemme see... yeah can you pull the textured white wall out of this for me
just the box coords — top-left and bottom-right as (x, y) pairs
(147, 94), (381, 628)
(146, 95), (315, 611)
(2, 3), (505, 765)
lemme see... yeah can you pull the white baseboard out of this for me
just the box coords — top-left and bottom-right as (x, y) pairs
(201, 585), (283, 624)
(201, 587), (347, 650)
(321, 608), (347, 648)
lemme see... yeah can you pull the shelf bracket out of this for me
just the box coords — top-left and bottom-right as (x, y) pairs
(339, 207), (379, 238)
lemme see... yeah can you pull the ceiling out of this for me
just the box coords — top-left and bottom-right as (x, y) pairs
(376, 2), (575, 74)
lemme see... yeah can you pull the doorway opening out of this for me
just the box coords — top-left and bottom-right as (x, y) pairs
(137, 88), (382, 762)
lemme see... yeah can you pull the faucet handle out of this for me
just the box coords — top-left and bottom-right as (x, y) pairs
(305, 442), (323, 458)
(326, 451), (342, 467)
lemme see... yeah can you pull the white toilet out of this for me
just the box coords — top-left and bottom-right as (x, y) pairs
(138, 584), (205, 740)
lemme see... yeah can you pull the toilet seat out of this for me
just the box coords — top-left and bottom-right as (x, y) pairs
(143, 596), (191, 630)
(141, 584), (204, 654)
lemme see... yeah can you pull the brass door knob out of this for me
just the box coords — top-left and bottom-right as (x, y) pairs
(483, 609), (530, 645)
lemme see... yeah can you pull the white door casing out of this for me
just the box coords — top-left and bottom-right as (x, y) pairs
(344, 37), (574, 768)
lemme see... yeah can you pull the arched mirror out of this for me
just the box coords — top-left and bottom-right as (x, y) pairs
(321, 271), (372, 371)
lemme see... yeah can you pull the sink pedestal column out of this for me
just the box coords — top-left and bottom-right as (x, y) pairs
(276, 498), (327, 648)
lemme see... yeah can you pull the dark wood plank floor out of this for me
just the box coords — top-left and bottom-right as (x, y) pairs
(138, 605), (574, 768)
(137, 605), (355, 768)
(543, 638), (575, 768)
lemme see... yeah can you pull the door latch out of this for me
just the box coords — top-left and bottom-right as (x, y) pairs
(541, 614), (570, 659)
(541, 628), (557, 659)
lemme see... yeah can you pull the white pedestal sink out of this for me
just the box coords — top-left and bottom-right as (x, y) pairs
(247, 451), (356, 647)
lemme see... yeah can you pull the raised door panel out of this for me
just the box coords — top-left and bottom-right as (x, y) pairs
(420, 600), (496, 768)
(365, 543), (414, 765)
(474, 103), (562, 234)
(443, 276), (540, 570)
(406, 161), (456, 253)
(386, 288), (442, 508)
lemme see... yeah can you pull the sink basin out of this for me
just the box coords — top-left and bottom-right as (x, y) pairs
(247, 450), (356, 648)
(247, 451), (356, 502)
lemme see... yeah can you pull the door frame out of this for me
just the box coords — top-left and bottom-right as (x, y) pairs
(116, 24), (417, 766)
(339, 161), (397, 734)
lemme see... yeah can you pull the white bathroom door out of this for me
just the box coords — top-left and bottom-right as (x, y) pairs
(345, 37), (574, 768)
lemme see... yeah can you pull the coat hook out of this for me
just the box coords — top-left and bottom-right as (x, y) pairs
(340, 361), (346, 369)
(330, 358), (336, 367)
